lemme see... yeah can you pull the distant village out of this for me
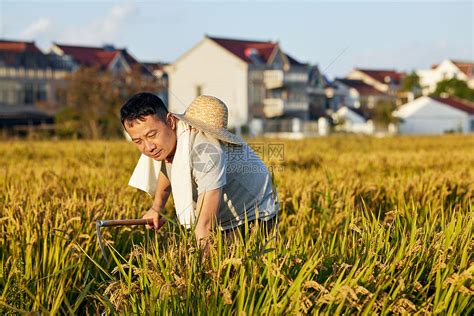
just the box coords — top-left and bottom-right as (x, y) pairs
(0, 35), (473, 138)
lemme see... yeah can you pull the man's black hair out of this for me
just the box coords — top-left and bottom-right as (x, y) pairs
(120, 92), (168, 126)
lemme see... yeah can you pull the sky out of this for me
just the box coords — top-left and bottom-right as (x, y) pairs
(0, 0), (472, 78)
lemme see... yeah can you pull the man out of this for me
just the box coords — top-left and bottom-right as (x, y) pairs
(121, 92), (279, 248)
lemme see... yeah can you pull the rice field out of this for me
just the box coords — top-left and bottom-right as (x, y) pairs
(1, 135), (473, 314)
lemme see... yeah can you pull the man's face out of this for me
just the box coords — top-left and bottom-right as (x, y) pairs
(125, 114), (177, 161)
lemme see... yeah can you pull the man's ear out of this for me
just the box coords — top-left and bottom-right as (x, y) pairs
(167, 113), (176, 130)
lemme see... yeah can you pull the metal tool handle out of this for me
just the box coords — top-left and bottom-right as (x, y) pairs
(96, 217), (166, 262)
(97, 218), (153, 227)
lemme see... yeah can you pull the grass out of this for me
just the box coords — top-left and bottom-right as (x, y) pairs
(0, 135), (473, 314)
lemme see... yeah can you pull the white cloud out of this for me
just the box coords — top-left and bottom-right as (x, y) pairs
(20, 18), (52, 39)
(58, 2), (138, 45)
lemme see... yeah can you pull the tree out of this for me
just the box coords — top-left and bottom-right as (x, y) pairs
(56, 66), (161, 139)
(432, 78), (474, 102)
(372, 99), (399, 128)
(401, 71), (422, 96)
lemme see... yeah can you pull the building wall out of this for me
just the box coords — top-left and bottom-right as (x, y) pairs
(283, 66), (310, 117)
(0, 66), (68, 107)
(248, 68), (265, 119)
(260, 65), (310, 120)
(398, 99), (471, 134)
(337, 107), (366, 124)
(166, 38), (249, 129)
(348, 88), (361, 108)
(329, 82), (359, 110)
(333, 106), (373, 134)
(327, 83), (344, 110)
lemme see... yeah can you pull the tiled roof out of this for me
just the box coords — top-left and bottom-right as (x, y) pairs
(335, 78), (387, 96)
(0, 39), (43, 53)
(432, 96), (474, 115)
(54, 44), (120, 68)
(355, 68), (404, 85)
(53, 43), (146, 71)
(208, 36), (303, 66)
(0, 40), (56, 69)
(285, 54), (304, 66)
(121, 50), (141, 67)
(53, 43), (154, 76)
(451, 60), (474, 78)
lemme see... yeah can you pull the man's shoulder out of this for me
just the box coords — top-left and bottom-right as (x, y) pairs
(190, 129), (224, 149)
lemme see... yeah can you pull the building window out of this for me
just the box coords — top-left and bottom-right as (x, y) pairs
(24, 83), (35, 105)
(37, 83), (47, 102)
(470, 119), (474, 132)
(196, 85), (202, 97)
(251, 83), (263, 104)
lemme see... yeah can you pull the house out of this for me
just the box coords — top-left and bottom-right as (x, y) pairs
(165, 35), (318, 135)
(417, 59), (474, 95)
(143, 61), (169, 104)
(307, 65), (331, 119)
(346, 68), (405, 94)
(0, 39), (71, 108)
(328, 78), (390, 113)
(327, 78), (399, 134)
(143, 62), (168, 80)
(332, 106), (373, 134)
(50, 43), (165, 117)
(394, 96), (474, 134)
(49, 43), (153, 76)
(0, 39), (72, 131)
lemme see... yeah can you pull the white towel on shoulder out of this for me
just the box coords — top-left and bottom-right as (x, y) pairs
(128, 120), (196, 227)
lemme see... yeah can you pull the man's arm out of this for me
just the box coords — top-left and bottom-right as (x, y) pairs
(194, 187), (223, 248)
(143, 170), (171, 230)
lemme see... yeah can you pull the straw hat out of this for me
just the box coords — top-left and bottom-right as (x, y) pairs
(172, 95), (245, 145)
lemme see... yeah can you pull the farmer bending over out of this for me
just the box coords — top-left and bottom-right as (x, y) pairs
(121, 93), (279, 250)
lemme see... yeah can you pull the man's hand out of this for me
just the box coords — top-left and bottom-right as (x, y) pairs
(143, 169), (171, 231)
(142, 208), (163, 230)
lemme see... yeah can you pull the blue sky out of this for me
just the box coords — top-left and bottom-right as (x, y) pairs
(0, 1), (472, 78)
